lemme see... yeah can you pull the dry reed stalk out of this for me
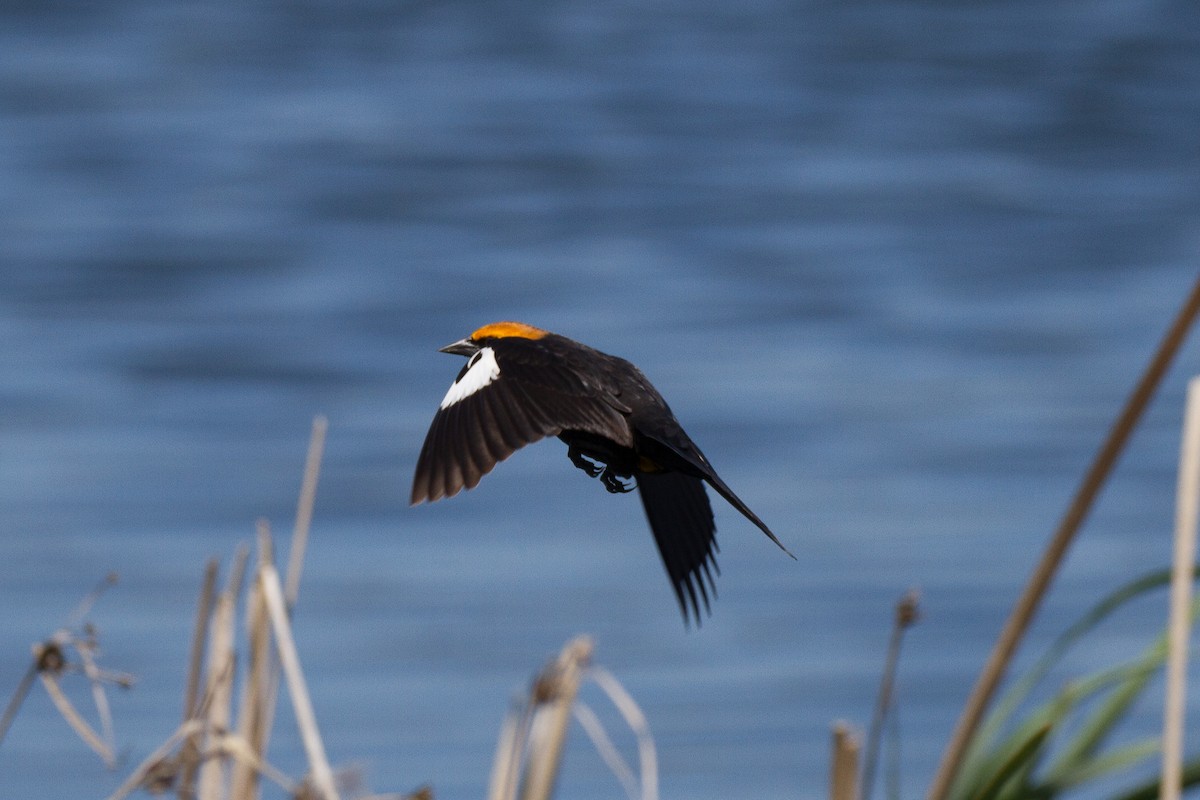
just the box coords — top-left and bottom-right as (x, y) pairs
(572, 704), (638, 799)
(75, 637), (118, 762)
(587, 666), (658, 800)
(927, 273), (1200, 800)
(39, 670), (114, 766)
(185, 560), (220, 721)
(229, 522), (275, 800)
(519, 636), (594, 800)
(179, 558), (220, 800)
(198, 545), (249, 800)
(259, 561), (340, 800)
(256, 417), (328, 769)
(830, 722), (860, 800)
(286, 415), (328, 610)
(0, 573), (121, 754)
(488, 698), (536, 800)
(1161, 376), (1200, 800)
(0, 661), (38, 749)
(105, 718), (206, 800)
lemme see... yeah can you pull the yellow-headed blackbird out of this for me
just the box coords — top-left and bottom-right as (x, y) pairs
(411, 321), (793, 623)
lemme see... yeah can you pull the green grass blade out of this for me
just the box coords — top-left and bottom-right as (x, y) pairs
(1050, 738), (1158, 790)
(974, 724), (1053, 800)
(959, 569), (1176, 785)
(1042, 639), (1166, 784)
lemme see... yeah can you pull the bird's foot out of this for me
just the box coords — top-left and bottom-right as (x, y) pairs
(600, 468), (635, 494)
(566, 444), (604, 478)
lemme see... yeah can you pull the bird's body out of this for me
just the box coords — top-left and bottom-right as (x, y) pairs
(411, 321), (792, 623)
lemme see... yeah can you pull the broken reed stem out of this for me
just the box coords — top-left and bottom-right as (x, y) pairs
(184, 560), (219, 720)
(571, 703), (639, 800)
(259, 562), (340, 800)
(588, 666), (659, 800)
(65, 572), (119, 630)
(179, 559), (220, 800)
(77, 641), (118, 762)
(40, 672), (114, 766)
(0, 661), (39, 750)
(488, 698), (536, 800)
(830, 722), (860, 800)
(230, 524), (275, 800)
(519, 636), (594, 800)
(927, 273), (1200, 800)
(285, 415), (328, 611)
(1161, 376), (1200, 800)
(263, 418), (327, 762)
(106, 719), (206, 800)
(198, 546), (249, 800)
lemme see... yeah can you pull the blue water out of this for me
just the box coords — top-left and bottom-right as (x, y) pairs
(2, 1), (1199, 798)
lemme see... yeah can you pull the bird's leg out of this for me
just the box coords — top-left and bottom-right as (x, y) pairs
(566, 443), (604, 478)
(599, 468), (636, 494)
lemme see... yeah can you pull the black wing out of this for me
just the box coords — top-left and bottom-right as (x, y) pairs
(636, 470), (720, 626)
(411, 340), (631, 504)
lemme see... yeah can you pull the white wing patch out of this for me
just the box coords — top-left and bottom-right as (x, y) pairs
(440, 347), (500, 409)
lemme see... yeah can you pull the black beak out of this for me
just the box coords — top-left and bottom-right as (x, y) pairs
(439, 337), (479, 357)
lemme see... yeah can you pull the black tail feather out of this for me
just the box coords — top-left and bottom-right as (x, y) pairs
(636, 471), (719, 625)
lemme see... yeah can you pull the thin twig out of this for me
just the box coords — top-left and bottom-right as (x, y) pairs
(927, 273), (1200, 800)
(40, 672), (115, 767)
(1161, 376), (1200, 800)
(65, 572), (119, 630)
(106, 719), (205, 800)
(286, 415), (328, 611)
(0, 661), (39, 749)
(76, 637), (118, 760)
(863, 589), (920, 800)
(572, 702), (639, 800)
(589, 666), (658, 800)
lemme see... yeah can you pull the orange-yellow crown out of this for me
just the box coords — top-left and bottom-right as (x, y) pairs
(470, 321), (549, 341)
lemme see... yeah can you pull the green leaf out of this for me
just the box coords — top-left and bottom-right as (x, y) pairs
(974, 724), (1053, 800)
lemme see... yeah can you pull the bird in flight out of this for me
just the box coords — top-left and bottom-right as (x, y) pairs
(410, 321), (794, 624)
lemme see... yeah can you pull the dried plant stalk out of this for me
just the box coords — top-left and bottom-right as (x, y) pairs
(286, 415), (328, 610)
(40, 672), (114, 767)
(830, 722), (860, 800)
(492, 695), (540, 800)
(259, 562), (340, 800)
(179, 559), (220, 800)
(230, 527), (274, 800)
(198, 546), (249, 800)
(519, 636), (594, 800)
(1161, 376), (1200, 800)
(588, 666), (658, 800)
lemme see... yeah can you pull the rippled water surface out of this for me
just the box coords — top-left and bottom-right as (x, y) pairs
(2, 1), (1199, 798)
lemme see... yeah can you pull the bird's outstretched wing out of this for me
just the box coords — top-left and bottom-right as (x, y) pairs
(636, 470), (719, 625)
(411, 342), (630, 504)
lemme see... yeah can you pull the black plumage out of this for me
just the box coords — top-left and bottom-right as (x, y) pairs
(411, 321), (793, 624)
